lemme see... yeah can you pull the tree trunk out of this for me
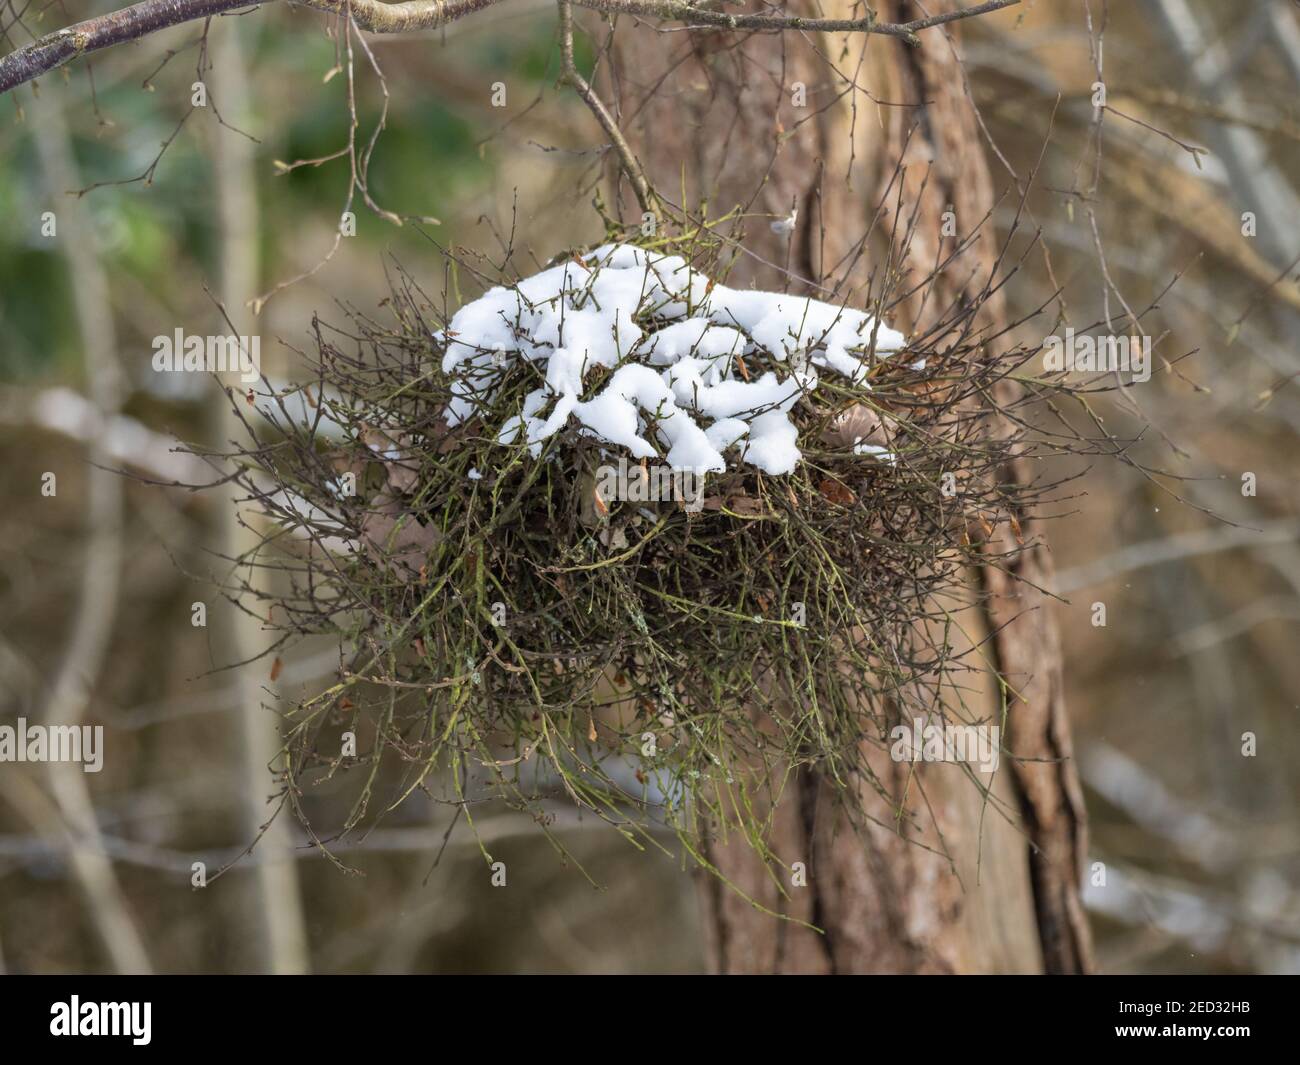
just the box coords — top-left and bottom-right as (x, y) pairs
(607, 0), (1093, 973)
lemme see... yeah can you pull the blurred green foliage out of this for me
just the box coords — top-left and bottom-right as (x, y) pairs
(0, 9), (588, 381)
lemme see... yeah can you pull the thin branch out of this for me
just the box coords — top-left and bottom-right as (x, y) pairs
(557, 0), (653, 213)
(0, 0), (1021, 96)
(579, 0), (1016, 40)
(1, 0), (259, 95)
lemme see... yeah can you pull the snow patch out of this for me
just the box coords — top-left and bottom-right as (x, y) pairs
(439, 244), (909, 475)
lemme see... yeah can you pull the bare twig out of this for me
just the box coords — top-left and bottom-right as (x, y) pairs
(0, 0), (1021, 96)
(557, 0), (652, 213)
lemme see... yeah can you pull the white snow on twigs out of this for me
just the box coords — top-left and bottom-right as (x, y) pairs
(438, 243), (909, 475)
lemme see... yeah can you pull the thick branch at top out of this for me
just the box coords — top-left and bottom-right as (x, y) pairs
(0, 0), (1019, 96)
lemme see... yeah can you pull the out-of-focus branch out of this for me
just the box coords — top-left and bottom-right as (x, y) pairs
(1267, 0), (1300, 87)
(0, 808), (670, 873)
(1052, 519), (1300, 595)
(1080, 742), (1239, 873)
(1144, 0), (1300, 271)
(0, 0), (1020, 96)
(211, 19), (312, 975)
(28, 87), (153, 976)
(0, 386), (210, 484)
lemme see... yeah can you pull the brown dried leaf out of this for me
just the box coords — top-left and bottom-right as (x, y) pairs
(961, 511), (994, 545)
(360, 492), (441, 581)
(821, 404), (892, 450)
(599, 523), (628, 550)
(725, 494), (768, 517)
(818, 478), (856, 506)
(361, 424), (419, 494)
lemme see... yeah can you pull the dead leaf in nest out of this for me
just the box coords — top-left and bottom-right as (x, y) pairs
(821, 404), (893, 451)
(360, 492), (442, 581)
(330, 450), (368, 485)
(361, 425), (419, 494)
(1009, 513), (1024, 545)
(426, 414), (475, 456)
(724, 494), (769, 517)
(908, 377), (950, 399)
(817, 478), (856, 506)
(599, 524), (628, 550)
(577, 467), (611, 529)
(961, 511), (994, 544)
(587, 716), (598, 743)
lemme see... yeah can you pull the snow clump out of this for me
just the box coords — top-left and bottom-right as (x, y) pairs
(438, 244), (909, 476)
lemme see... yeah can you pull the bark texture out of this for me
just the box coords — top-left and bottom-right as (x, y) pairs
(607, 0), (1093, 973)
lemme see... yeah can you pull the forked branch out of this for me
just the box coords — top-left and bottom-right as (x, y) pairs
(557, 0), (655, 214)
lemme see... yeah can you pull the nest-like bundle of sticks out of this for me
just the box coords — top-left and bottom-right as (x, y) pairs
(214, 232), (1061, 860)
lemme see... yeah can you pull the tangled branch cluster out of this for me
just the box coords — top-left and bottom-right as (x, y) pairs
(209, 226), (1076, 871)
